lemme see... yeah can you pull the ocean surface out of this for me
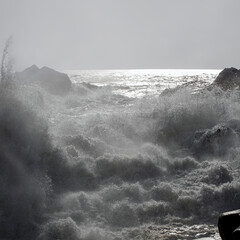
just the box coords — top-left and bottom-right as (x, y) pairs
(4, 68), (240, 240)
(65, 69), (220, 98)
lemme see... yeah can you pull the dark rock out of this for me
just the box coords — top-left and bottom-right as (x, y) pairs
(218, 210), (240, 240)
(213, 67), (240, 90)
(17, 64), (39, 79)
(15, 65), (72, 95)
(233, 227), (240, 240)
(191, 123), (239, 158)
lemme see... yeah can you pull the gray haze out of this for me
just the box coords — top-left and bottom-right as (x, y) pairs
(1, 0), (240, 70)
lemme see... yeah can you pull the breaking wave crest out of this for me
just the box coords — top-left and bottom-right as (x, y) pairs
(1, 72), (240, 239)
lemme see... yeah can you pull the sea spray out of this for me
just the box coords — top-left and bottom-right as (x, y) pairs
(0, 92), (52, 239)
(1, 68), (238, 239)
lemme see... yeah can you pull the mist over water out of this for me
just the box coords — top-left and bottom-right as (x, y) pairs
(1, 69), (238, 240)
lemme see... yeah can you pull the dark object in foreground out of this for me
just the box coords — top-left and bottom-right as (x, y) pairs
(232, 227), (240, 240)
(218, 210), (240, 239)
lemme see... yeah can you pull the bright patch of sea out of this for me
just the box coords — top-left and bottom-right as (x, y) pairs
(64, 69), (220, 98)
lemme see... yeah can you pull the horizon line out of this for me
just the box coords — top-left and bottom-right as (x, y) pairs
(61, 68), (222, 71)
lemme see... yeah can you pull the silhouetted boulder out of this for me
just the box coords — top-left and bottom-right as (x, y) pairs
(233, 227), (240, 240)
(213, 67), (240, 90)
(16, 65), (72, 95)
(218, 210), (240, 240)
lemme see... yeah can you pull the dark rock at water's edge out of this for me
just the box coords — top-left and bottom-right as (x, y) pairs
(218, 209), (240, 240)
(157, 119), (240, 159)
(191, 122), (239, 158)
(15, 65), (72, 95)
(160, 67), (240, 97)
(212, 67), (240, 90)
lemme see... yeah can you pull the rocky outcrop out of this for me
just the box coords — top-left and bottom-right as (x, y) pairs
(212, 67), (240, 90)
(191, 123), (239, 158)
(218, 210), (240, 240)
(15, 65), (72, 95)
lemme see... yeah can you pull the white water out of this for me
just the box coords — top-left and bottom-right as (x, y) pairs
(2, 69), (236, 240)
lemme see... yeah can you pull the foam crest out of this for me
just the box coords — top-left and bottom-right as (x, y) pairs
(2, 68), (240, 239)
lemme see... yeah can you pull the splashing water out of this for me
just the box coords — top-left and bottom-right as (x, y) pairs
(2, 69), (235, 240)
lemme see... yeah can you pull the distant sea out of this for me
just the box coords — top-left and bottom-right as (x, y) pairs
(64, 69), (221, 97)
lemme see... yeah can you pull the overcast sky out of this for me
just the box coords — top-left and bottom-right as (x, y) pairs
(1, 0), (240, 70)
